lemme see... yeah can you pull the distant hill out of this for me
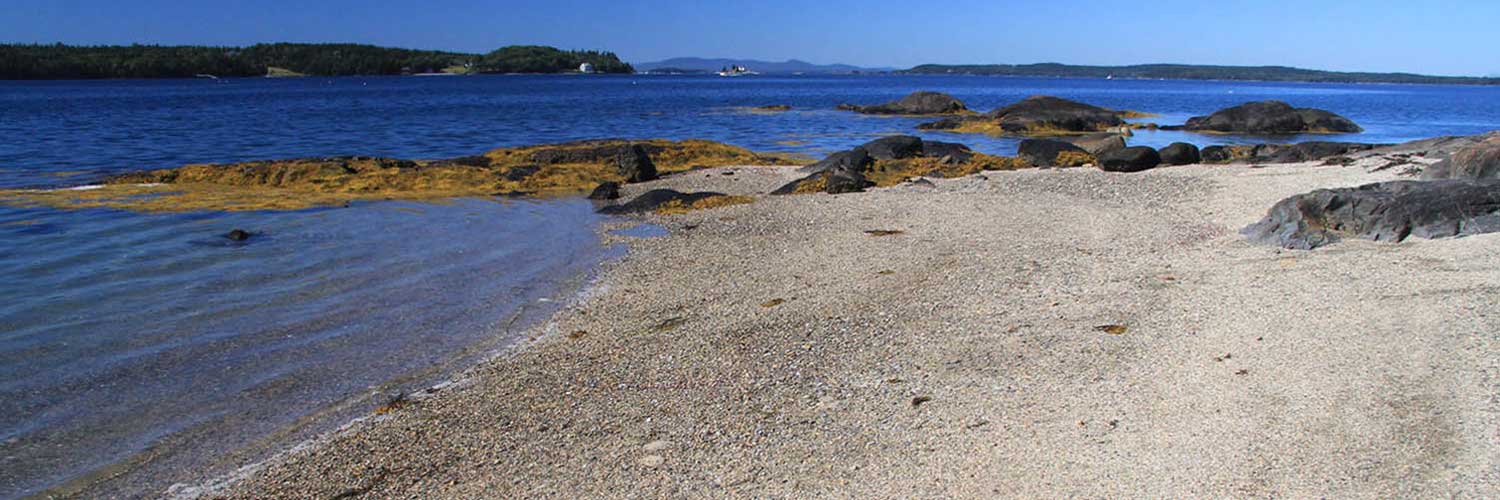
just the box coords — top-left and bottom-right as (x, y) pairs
(635, 57), (891, 74)
(902, 63), (1500, 85)
(0, 43), (632, 79)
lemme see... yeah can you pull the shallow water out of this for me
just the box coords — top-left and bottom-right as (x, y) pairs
(0, 198), (613, 498)
(1, 74), (1499, 498)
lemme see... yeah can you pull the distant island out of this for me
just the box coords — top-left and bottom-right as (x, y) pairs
(0, 43), (633, 79)
(902, 63), (1500, 85)
(634, 57), (891, 74)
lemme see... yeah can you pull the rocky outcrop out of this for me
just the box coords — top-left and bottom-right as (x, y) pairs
(919, 95), (1130, 136)
(1422, 134), (1500, 180)
(1158, 142), (1201, 165)
(775, 136), (1023, 195)
(598, 189), (737, 214)
(837, 91), (968, 115)
(1244, 179), (1500, 249)
(755, 105), (791, 111)
(1171, 100), (1362, 134)
(1018, 139), (1093, 167)
(1097, 146), (1161, 173)
(1066, 134), (1128, 156)
(1198, 141), (1383, 165)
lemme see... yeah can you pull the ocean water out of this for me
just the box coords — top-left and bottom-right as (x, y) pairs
(2, 74), (1499, 498)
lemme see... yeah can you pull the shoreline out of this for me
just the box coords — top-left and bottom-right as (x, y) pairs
(199, 162), (1500, 497)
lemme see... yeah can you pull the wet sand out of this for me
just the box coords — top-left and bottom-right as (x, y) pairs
(198, 161), (1500, 498)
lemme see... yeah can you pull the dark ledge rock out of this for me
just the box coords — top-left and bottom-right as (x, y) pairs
(1243, 179), (1500, 249)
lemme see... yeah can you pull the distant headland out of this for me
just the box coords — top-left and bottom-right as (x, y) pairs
(0, 43), (633, 79)
(902, 62), (1500, 85)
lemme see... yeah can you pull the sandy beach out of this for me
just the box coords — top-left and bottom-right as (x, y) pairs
(197, 160), (1500, 498)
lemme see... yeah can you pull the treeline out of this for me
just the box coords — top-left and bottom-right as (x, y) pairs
(903, 63), (1500, 85)
(476, 45), (633, 74)
(0, 43), (632, 79)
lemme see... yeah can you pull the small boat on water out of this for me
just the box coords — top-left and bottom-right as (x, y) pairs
(718, 65), (758, 77)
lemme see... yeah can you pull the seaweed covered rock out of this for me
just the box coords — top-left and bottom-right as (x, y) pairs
(1097, 146), (1161, 172)
(1197, 141), (1382, 165)
(1244, 179), (1500, 249)
(1158, 142), (1201, 165)
(1422, 134), (1500, 180)
(598, 189), (743, 214)
(837, 91), (968, 115)
(1174, 100), (1362, 134)
(1017, 139), (1093, 167)
(16, 139), (793, 213)
(919, 95), (1129, 136)
(775, 136), (1023, 195)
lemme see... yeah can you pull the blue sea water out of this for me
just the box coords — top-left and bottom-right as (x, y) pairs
(1, 74), (1499, 498)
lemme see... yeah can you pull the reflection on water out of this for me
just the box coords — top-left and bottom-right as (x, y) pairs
(0, 198), (612, 498)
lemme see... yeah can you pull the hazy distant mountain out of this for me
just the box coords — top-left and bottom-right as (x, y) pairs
(634, 57), (891, 74)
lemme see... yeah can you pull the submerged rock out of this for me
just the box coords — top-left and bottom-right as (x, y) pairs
(225, 229), (252, 241)
(919, 95), (1129, 136)
(837, 91), (968, 115)
(588, 182), (621, 200)
(1017, 139), (1092, 167)
(1158, 142), (1201, 165)
(1422, 134), (1500, 180)
(1097, 146), (1161, 172)
(1243, 179), (1500, 249)
(1173, 100), (1362, 134)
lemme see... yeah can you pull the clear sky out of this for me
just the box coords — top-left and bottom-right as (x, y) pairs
(4, 0), (1497, 76)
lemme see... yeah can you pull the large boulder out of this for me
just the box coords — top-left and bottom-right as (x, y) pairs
(921, 141), (976, 163)
(1018, 139), (1091, 167)
(1066, 134), (1128, 156)
(1422, 134), (1500, 180)
(796, 147), (875, 174)
(837, 91), (968, 115)
(1176, 100), (1362, 134)
(613, 145), (658, 182)
(1158, 142), (1201, 165)
(861, 135), (925, 160)
(588, 181), (621, 200)
(918, 95), (1129, 135)
(1097, 146), (1161, 172)
(598, 189), (729, 214)
(1244, 179), (1500, 249)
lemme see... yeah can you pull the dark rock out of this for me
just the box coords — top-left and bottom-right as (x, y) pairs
(434, 155), (491, 168)
(1066, 134), (1128, 156)
(1422, 135), (1500, 180)
(1018, 139), (1090, 167)
(1244, 179), (1500, 249)
(921, 141), (975, 163)
(838, 91), (968, 115)
(861, 135), (925, 160)
(796, 147), (875, 174)
(1264, 141), (1380, 163)
(981, 95), (1127, 134)
(588, 182), (621, 200)
(1180, 100), (1362, 134)
(613, 145), (658, 182)
(225, 229), (252, 241)
(1158, 142), (1201, 165)
(1097, 146), (1162, 173)
(1201, 145), (1234, 164)
(598, 189), (728, 214)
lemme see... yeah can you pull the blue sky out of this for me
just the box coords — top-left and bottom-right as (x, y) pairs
(4, 0), (1497, 76)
